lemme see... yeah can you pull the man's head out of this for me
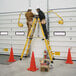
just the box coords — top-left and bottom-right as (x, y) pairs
(27, 9), (32, 12)
(36, 8), (40, 13)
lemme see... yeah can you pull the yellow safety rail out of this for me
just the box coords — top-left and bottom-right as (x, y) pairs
(47, 10), (63, 24)
(18, 12), (23, 27)
(18, 10), (64, 27)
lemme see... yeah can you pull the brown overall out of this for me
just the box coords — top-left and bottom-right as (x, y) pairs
(25, 12), (34, 37)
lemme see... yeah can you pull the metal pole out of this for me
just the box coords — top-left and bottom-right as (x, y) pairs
(47, 0), (49, 39)
(29, 0), (31, 7)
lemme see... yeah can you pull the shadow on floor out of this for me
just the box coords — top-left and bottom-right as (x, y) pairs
(0, 55), (20, 65)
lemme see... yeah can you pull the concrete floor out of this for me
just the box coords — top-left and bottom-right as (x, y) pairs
(0, 55), (76, 76)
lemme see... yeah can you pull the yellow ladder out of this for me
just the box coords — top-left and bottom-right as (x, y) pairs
(20, 18), (54, 63)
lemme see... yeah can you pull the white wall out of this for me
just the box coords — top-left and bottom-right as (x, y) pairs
(0, 12), (27, 55)
(0, 0), (76, 59)
(48, 0), (76, 60)
(0, 0), (47, 58)
(0, 0), (47, 13)
(0, 0), (28, 12)
(49, 0), (76, 9)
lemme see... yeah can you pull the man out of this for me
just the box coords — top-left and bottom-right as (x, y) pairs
(36, 8), (48, 40)
(25, 9), (34, 37)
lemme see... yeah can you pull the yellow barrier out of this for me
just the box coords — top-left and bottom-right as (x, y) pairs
(55, 52), (60, 55)
(3, 48), (8, 51)
(50, 51), (60, 56)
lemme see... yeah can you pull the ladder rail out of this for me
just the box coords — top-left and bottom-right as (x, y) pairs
(25, 20), (38, 56)
(38, 18), (53, 62)
(20, 18), (36, 60)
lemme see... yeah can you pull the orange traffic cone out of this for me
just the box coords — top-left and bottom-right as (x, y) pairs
(65, 48), (73, 64)
(27, 51), (39, 72)
(8, 47), (16, 62)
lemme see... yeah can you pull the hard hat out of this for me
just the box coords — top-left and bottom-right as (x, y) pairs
(28, 7), (32, 11)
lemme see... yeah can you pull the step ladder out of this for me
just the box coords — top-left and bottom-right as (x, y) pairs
(20, 17), (54, 63)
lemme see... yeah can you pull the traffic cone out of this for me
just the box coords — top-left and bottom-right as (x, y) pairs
(8, 47), (16, 62)
(27, 51), (39, 72)
(65, 48), (73, 64)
